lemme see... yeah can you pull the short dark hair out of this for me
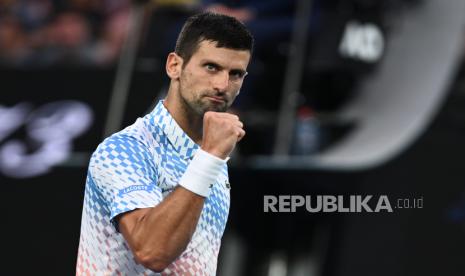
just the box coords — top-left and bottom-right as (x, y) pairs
(174, 12), (254, 65)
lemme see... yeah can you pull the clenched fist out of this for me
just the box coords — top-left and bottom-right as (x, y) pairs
(201, 111), (245, 160)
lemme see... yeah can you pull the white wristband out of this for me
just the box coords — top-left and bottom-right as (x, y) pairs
(179, 149), (226, 197)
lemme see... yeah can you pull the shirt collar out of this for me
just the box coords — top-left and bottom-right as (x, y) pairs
(150, 100), (199, 159)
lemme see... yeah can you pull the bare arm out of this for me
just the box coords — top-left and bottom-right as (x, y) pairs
(118, 186), (205, 272)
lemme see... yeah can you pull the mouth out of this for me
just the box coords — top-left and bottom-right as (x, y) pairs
(204, 95), (226, 104)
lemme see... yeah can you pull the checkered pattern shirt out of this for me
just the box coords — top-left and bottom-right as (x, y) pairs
(76, 101), (230, 275)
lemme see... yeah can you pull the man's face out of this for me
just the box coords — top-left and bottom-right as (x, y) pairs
(177, 40), (251, 115)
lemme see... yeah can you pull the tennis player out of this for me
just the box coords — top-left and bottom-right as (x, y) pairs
(76, 12), (253, 275)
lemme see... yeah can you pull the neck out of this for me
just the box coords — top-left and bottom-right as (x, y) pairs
(163, 84), (203, 145)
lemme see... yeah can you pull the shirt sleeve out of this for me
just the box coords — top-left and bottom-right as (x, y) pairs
(89, 133), (163, 230)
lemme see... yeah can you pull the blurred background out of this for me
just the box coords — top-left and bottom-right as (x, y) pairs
(1, 0), (465, 275)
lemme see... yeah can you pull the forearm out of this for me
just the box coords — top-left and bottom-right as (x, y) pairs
(128, 186), (205, 270)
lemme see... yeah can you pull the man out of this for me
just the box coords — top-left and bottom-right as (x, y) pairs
(76, 12), (253, 275)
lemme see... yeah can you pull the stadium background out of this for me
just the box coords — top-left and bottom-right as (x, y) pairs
(1, 0), (464, 275)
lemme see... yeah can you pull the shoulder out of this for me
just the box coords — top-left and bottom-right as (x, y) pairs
(89, 116), (163, 171)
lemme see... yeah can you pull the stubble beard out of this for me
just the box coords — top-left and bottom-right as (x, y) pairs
(178, 87), (229, 116)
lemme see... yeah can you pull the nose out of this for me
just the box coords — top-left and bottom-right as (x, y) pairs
(212, 71), (229, 92)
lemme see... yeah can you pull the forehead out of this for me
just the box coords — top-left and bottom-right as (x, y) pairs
(189, 40), (251, 70)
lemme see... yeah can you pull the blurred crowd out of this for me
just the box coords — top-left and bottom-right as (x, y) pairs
(0, 0), (299, 67)
(0, 0), (131, 67)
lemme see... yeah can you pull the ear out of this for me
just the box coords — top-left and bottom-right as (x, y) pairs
(166, 52), (183, 79)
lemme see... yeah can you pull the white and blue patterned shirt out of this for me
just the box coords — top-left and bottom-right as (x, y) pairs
(77, 101), (230, 275)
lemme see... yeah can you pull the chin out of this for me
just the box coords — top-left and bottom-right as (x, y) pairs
(200, 101), (228, 113)
(209, 104), (228, 113)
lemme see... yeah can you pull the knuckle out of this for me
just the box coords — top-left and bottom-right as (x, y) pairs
(226, 113), (239, 120)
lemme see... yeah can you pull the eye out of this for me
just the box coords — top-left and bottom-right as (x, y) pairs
(230, 71), (247, 81)
(205, 63), (218, 72)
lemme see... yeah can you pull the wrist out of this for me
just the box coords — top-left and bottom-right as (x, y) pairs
(178, 149), (226, 197)
(200, 146), (228, 160)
